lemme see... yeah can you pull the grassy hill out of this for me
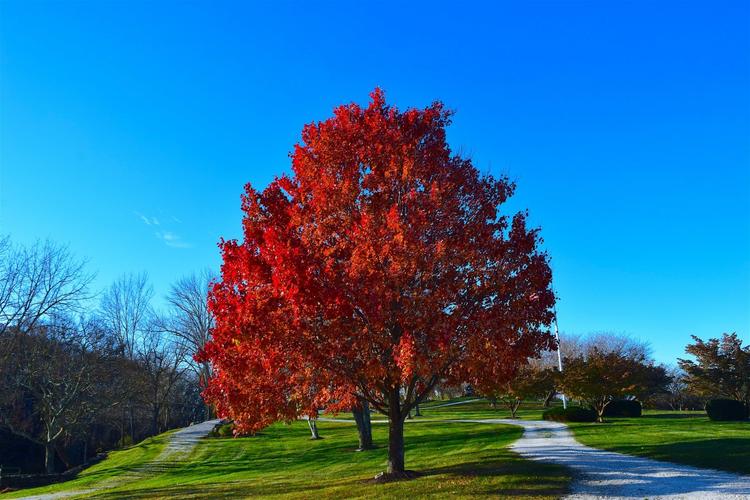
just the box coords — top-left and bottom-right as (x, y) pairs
(6, 398), (749, 499)
(3, 409), (569, 499)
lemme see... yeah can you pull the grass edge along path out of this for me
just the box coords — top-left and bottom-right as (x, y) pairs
(567, 412), (750, 476)
(405, 399), (750, 476)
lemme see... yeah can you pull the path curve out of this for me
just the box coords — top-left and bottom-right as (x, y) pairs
(463, 418), (750, 499)
(17, 419), (222, 500)
(321, 416), (750, 498)
(423, 398), (481, 409)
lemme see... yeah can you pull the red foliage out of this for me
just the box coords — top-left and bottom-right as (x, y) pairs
(197, 89), (556, 468)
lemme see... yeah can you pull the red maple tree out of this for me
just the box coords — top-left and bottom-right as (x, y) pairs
(198, 89), (556, 476)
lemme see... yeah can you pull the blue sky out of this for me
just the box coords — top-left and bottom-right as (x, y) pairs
(1, 1), (748, 364)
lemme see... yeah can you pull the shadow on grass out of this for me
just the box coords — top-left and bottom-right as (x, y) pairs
(84, 423), (566, 499)
(642, 413), (706, 420)
(604, 437), (750, 475)
(418, 459), (569, 497)
(88, 459), (569, 500)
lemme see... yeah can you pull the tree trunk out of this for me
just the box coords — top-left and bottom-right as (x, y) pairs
(307, 418), (320, 439)
(120, 408), (125, 447)
(387, 389), (405, 474)
(352, 400), (373, 450)
(129, 404), (135, 442)
(543, 389), (555, 408)
(510, 399), (521, 418)
(596, 400), (608, 423)
(45, 442), (55, 474)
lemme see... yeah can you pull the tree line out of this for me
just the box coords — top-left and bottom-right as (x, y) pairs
(0, 237), (214, 474)
(478, 331), (749, 422)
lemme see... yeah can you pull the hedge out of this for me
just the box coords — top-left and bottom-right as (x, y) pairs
(705, 399), (748, 421)
(542, 405), (597, 423)
(209, 422), (235, 437)
(603, 399), (642, 417)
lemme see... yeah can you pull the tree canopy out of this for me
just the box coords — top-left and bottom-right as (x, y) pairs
(679, 333), (750, 405)
(559, 334), (669, 422)
(198, 89), (556, 475)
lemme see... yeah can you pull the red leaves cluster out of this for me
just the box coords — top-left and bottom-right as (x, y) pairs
(197, 89), (556, 433)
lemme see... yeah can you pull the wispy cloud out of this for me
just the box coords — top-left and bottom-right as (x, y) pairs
(135, 212), (190, 248)
(155, 231), (192, 249)
(134, 212), (160, 226)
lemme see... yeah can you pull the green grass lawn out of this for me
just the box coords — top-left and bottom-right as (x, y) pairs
(2, 429), (175, 498)
(5, 419), (569, 499)
(567, 410), (750, 475)
(321, 398), (555, 423)
(9, 398), (747, 499)
(393, 399), (750, 476)
(420, 400), (750, 476)
(415, 399), (552, 421)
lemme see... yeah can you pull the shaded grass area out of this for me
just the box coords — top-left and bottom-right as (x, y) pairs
(417, 399), (553, 421)
(418, 396), (479, 408)
(2, 430), (176, 498)
(567, 411), (750, 475)
(321, 397), (555, 422)
(7, 420), (569, 499)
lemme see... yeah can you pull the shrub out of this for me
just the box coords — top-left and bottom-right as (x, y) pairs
(542, 405), (597, 423)
(705, 399), (748, 421)
(603, 399), (642, 417)
(209, 422), (235, 437)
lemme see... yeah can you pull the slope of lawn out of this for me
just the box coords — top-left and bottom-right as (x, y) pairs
(5, 420), (570, 499)
(416, 398), (553, 421)
(567, 411), (750, 475)
(2, 430), (176, 498)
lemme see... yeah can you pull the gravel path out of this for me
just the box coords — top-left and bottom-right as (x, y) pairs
(321, 415), (750, 497)
(465, 418), (750, 499)
(423, 398), (482, 409)
(17, 419), (222, 500)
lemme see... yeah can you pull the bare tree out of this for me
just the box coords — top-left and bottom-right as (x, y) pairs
(0, 238), (93, 337)
(157, 270), (216, 417)
(0, 240), (209, 473)
(99, 272), (154, 441)
(0, 238), (98, 472)
(663, 366), (693, 410)
(0, 315), (106, 473)
(138, 327), (189, 435)
(100, 272), (153, 359)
